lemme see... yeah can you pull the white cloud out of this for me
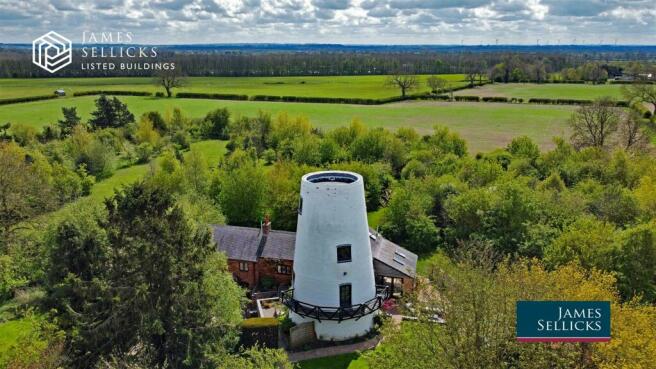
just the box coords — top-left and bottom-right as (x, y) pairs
(0, 0), (653, 44)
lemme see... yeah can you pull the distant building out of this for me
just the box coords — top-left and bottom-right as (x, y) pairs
(54, 89), (65, 96)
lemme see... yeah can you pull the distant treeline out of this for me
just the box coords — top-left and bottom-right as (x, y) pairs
(0, 47), (654, 78)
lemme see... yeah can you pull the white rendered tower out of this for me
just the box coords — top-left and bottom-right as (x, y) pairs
(282, 171), (385, 340)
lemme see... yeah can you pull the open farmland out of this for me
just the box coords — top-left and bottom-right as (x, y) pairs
(0, 96), (575, 153)
(0, 75), (470, 100)
(455, 82), (626, 100)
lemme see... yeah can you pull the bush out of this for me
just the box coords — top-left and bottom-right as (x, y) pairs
(172, 131), (191, 150)
(136, 143), (154, 163)
(154, 92), (165, 97)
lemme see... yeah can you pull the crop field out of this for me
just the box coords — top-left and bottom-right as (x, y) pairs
(0, 96), (575, 153)
(0, 75), (470, 100)
(455, 82), (626, 100)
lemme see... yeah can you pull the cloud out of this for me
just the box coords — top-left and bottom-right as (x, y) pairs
(0, 0), (653, 45)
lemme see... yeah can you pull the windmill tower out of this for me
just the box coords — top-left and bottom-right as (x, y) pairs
(282, 171), (386, 340)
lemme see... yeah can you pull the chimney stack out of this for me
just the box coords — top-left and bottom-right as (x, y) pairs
(262, 214), (271, 235)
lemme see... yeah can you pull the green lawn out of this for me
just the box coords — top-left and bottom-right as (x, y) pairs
(455, 83), (625, 100)
(0, 96), (574, 153)
(0, 75), (469, 100)
(297, 353), (369, 369)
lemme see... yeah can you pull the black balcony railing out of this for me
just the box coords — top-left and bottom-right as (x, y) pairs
(280, 285), (389, 322)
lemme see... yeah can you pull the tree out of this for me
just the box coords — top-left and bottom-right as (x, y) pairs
(426, 75), (448, 94)
(507, 135), (540, 161)
(154, 68), (186, 97)
(617, 110), (649, 151)
(0, 143), (54, 248)
(47, 182), (243, 369)
(57, 107), (82, 137)
(88, 95), (135, 130)
(569, 97), (620, 149)
(219, 160), (267, 226)
(214, 347), (292, 369)
(544, 216), (617, 271)
(201, 108), (230, 139)
(385, 73), (418, 97)
(365, 258), (656, 369)
(622, 82), (656, 121)
(614, 223), (656, 301)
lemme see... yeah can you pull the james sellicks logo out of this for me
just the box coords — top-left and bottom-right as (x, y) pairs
(32, 31), (73, 73)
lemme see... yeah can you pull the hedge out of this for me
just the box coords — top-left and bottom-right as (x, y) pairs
(0, 95), (60, 105)
(176, 92), (248, 100)
(610, 80), (655, 85)
(527, 98), (630, 107)
(528, 98), (592, 105)
(73, 90), (152, 97)
(249, 94), (410, 105)
(481, 96), (509, 103)
(241, 317), (279, 329)
(454, 95), (480, 102)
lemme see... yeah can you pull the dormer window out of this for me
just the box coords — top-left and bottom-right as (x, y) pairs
(337, 244), (352, 263)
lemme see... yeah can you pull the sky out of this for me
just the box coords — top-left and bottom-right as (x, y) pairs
(0, 0), (654, 45)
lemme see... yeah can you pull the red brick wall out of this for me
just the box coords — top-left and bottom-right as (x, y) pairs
(227, 258), (293, 289)
(255, 258), (293, 288)
(227, 260), (257, 288)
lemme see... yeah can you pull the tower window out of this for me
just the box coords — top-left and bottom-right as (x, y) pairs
(298, 197), (303, 215)
(339, 284), (352, 308)
(238, 262), (249, 272)
(337, 244), (352, 263)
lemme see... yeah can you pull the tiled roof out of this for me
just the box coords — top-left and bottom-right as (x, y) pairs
(368, 229), (418, 278)
(212, 225), (417, 277)
(212, 225), (261, 262)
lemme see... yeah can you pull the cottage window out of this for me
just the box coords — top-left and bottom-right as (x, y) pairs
(337, 244), (352, 263)
(238, 262), (249, 272)
(277, 264), (292, 275)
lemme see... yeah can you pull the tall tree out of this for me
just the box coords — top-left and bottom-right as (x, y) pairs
(57, 107), (82, 137)
(569, 97), (620, 149)
(88, 95), (135, 130)
(47, 182), (243, 368)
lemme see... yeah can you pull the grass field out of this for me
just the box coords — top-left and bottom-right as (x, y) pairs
(455, 83), (625, 100)
(0, 75), (469, 100)
(0, 96), (574, 153)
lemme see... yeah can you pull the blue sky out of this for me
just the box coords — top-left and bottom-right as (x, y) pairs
(1, 0), (654, 45)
